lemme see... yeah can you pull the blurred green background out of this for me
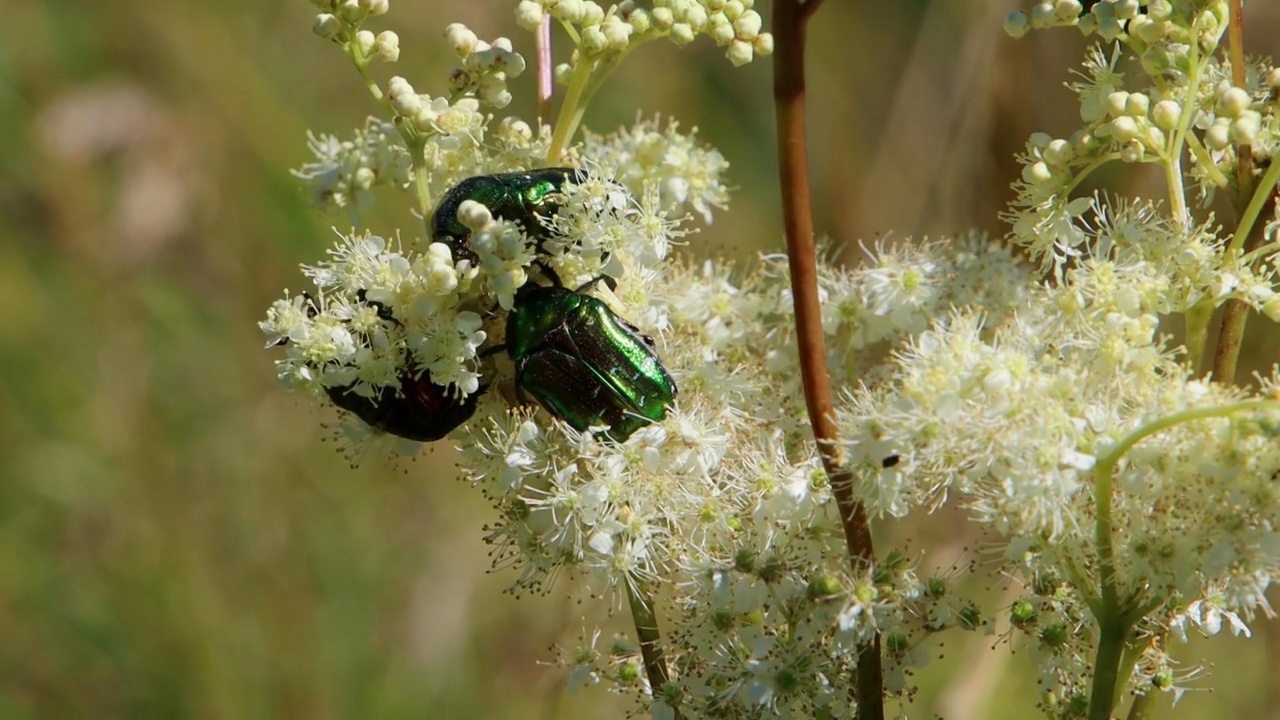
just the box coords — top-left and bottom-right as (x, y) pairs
(2, 1), (1279, 718)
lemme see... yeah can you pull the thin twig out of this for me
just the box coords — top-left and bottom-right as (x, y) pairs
(772, 1), (883, 718)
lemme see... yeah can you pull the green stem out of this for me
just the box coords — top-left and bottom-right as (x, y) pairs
(1165, 39), (1204, 225)
(1087, 401), (1280, 717)
(411, 144), (433, 235)
(1228, 155), (1280, 257)
(1098, 400), (1280, 470)
(624, 577), (679, 719)
(1125, 691), (1158, 720)
(343, 34), (432, 226)
(546, 53), (595, 164)
(1088, 613), (1131, 720)
(1185, 133), (1230, 188)
(1183, 299), (1214, 375)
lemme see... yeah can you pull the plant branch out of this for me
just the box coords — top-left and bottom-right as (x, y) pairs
(1212, 0), (1270, 386)
(773, 1), (882, 718)
(625, 576), (681, 719)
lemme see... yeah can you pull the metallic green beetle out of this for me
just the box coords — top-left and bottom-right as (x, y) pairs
(431, 168), (588, 259)
(505, 284), (677, 440)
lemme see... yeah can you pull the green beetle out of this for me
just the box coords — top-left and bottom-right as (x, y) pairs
(505, 283), (677, 440)
(432, 168), (588, 259)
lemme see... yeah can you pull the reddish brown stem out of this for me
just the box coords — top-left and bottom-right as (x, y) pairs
(772, 1), (883, 717)
(1212, 0), (1257, 385)
(537, 16), (553, 121)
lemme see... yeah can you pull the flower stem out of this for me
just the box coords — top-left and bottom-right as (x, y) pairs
(1088, 399), (1280, 717)
(344, 33), (432, 230)
(1088, 613), (1130, 720)
(1125, 691), (1158, 720)
(546, 51), (594, 164)
(773, 1), (882, 718)
(1212, 0), (1275, 386)
(1226, 0), (1252, 209)
(1213, 169), (1278, 384)
(1090, 426), (1124, 720)
(624, 576), (680, 719)
(537, 16), (553, 122)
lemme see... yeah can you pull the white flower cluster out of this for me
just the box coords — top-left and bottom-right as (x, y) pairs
(462, 237), (1040, 715)
(310, 0), (400, 63)
(515, 0), (772, 67)
(442, 25), (527, 109)
(273, 1), (1280, 715)
(1003, 9), (1280, 272)
(581, 118), (730, 223)
(835, 240), (1280, 704)
(293, 117), (412, 212)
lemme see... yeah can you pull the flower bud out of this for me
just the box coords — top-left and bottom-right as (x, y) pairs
(709, 19), (735, 45)
(1022, 161), (1053, 184)
(1030, 3), (1055, 28)
(1151, 100), (1180, 130)
(726, 39), (753, 67)
(1148, 0), (1173, 20)
(602, 17), (633, 48)
(1004, 11), (1030, 38)
(670, 22), (695, 46)
(627, 8), (651, 34)
(312, 13), (341, 39)
(1217, 87), (1251, 118)
(581, 1), (605, 25)
(1113, 0), (1139, 20)
(1229, 112), (1261, 145)
(1119, 139), (1145, 162)
(457, 200), (493, 231)
(1096, 16), (1122, 39)
(1054, 0), (1081, 21)
(556, 0), (584, 22)
(752, 33), (773, 56)
(374, 31), (400, 62)
(554, 62), (573, 86)
(582, 26), (608, 53)
(1125, 92), (1149, 117)
(651, 7), (674, 30)
(353, 30), (376, 55)
(684, 5), (709, 30)
(735, 10), (762, 38)
(338, 0), (363, 24)
(515, 0), (543, 30)
(358, 0), (388, 16)
(1106, 91), (1131, 118)
(479, 83), (513, 109)
(1069, 129), (1093, 154)
(444, 23), (479, 55)
(1043, 139), (1073, 165)
(1108, 116), (1139, 142)
(1204, 119), (1230, 150)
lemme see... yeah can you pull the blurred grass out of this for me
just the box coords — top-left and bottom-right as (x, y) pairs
(0, 1), (1278, 718)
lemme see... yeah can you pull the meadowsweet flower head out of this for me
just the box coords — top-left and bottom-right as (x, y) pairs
(265, 0), (1280, 715)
